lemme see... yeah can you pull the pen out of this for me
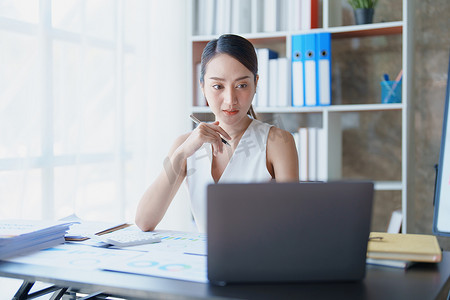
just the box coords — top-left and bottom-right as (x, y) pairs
(391, 70), (403, 92)
(381, 75), (393, 91)
(383, 70), (403, 103)
(189, 114), (230, 146)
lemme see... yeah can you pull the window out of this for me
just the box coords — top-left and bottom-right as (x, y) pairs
(0, 0), (151, 222)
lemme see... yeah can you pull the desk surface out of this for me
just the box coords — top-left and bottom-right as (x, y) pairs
(1, 252), (449, 300)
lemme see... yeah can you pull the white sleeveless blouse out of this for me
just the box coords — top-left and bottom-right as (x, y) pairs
(186, 119), (273, 232)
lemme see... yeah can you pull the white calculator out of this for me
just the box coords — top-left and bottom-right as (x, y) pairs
(101, 228), (161, 247)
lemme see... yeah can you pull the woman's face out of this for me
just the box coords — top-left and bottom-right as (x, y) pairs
(201, 53), (258, 126)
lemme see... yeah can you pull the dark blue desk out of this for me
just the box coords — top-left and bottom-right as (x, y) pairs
(1, 252), (449, 299)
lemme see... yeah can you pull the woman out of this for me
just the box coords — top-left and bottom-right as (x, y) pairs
(136, 34), (299, 232)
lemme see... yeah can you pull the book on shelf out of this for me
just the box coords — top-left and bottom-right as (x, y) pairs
(293, 127), (326, 182)
(298, 127), (308, 181)
(194, 0), (318, 35)
(316, 127), (326, 181)
(287, 0), (301, 31)
(197, 0), (215, 35)
(255, 54), (292, 108)
(284, 0), (319, 31)
(301, 0), (318, 30)
(277, 0), (289, 32)
(231, 0), (251, 33)
(308, 127), (317, 180)
(269, 58), (279, 107)
(277, 57), (291, 107)
(253, 0), (264, 33)
(194, 63), (207, 107)
(263, 0), (278, 33)
(255, 48), (278, 107)
(367, 232), (442, 263)
(215, 0), (231, 35)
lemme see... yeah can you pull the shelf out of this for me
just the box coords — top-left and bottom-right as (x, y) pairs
(191, 103), (403, 114)
(190, 21), (403, 43)
(329, 21), (403, 39)
(189, 0), (412, 232)
(191, 31), (287, 43)
(324, 103), (403, 112)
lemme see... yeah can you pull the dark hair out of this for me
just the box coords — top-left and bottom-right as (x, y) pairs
(200, 34), (258, 119)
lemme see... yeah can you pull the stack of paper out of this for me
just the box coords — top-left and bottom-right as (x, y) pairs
(0, 219), (73, 260)
(366, 232), (442, 269)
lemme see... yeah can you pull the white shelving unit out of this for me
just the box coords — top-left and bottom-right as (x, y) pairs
(187, 0), (414, 232)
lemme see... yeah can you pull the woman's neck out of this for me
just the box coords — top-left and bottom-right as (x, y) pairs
(218, 116), (253, 144)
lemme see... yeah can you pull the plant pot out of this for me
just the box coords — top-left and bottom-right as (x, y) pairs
(354, 8), (374, 25)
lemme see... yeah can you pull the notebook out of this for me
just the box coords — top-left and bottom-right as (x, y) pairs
(207, 181), (374, 284)
(367, 232), (442, 263)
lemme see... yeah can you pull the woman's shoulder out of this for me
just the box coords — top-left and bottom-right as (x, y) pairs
(268, 126), (295, 146)
(266, 126), (299, 181)
(249, 119), (293, 146)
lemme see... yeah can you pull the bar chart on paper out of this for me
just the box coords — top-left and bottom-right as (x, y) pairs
(102, 250), (207, 283)
(6, 243), (142, 270)
(117, 230), (207, 255)
(101, 230), (208, 283)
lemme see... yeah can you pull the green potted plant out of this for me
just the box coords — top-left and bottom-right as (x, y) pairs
(348, 0), (378, 25)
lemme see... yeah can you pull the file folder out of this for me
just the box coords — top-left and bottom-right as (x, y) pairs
(304, 33), (317, 106)
(277, 57), (290, 107)
(257, 48), (278, 107)
(308, 127), (318, 181)
(316, 128), (327, 181)
(269, 58), (278, 107)
(301, 0), (319, 30)
(316, 32), (331, 106)
(299, 127), (308, 181)
(292, 34), (304, 107)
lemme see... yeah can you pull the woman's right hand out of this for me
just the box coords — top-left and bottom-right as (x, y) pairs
(135, 121), (230, 232)
(180, 121), (231, 158)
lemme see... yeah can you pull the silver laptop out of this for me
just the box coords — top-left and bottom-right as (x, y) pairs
(207, 181), (373, 284)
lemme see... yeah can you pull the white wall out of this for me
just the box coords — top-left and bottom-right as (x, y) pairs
(143, 0), (193, 231)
